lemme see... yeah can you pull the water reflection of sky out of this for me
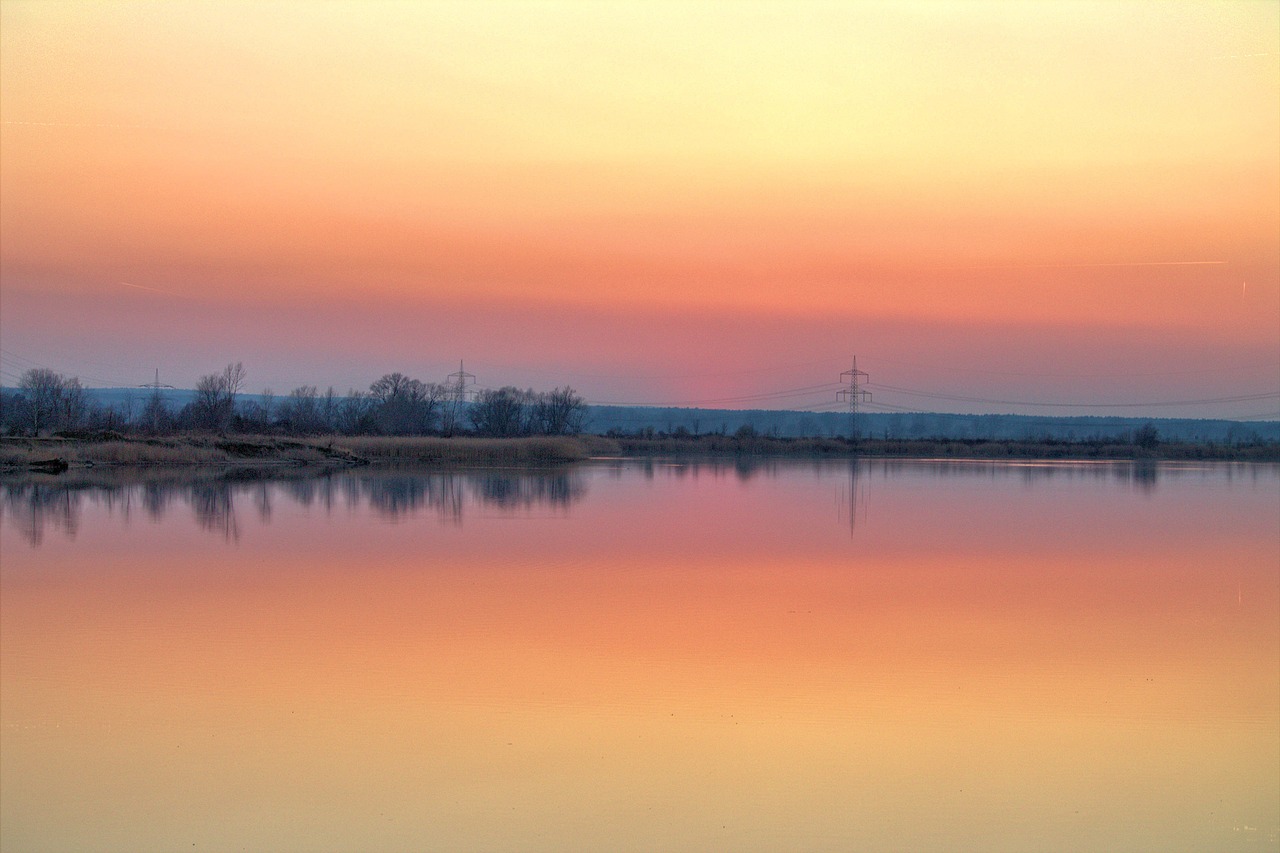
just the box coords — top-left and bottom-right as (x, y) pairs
(2, 459), (1274, 549)
(2, 459), (1277, 852)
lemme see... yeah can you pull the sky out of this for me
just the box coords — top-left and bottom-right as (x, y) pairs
(1, 0), (1277, 418)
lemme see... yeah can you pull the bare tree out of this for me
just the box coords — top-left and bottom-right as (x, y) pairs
(222, 362), (247, 408)
(369, 372), (415, 404)
(337, 389), (377, 434)
(193, 373), (228, 430)
(533, 386), (586, 435)
(369, 373), (444, 434)
(470, 386), (532, 436)
(59, 376), (87, 431)
(281, 385), (323, 434)
(258, 388), (276, 426)
(320, 387), (339, 433)
(19, 368), (66, 434)
(140, 388), (173, 434)
(0, 389), (26, 434)
(192, 363), (246, 431)
(86, 398), (131, 433)
(415, 382), (446, 434)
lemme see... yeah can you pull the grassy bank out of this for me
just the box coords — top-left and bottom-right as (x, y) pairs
(333, 435), (614, 465)
(0, 434), (363, 471)
(0, 433), (612, 472)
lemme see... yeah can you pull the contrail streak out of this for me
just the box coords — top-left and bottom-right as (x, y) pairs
(120, 281), (192, 299)
(2, 120), (155, 129)
(952, 260), (1228, 271)
(1029, 260), (1227, 268)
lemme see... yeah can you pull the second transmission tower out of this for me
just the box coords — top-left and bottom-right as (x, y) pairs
(443, 361), (477, 436)
(447, 361), (476, 400)
(139, 368), (174, 393)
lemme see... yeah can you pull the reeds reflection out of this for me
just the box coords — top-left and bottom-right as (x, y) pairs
(1, 468), (588, 545)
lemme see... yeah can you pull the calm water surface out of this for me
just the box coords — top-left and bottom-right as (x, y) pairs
(2, 459), (1277, 852)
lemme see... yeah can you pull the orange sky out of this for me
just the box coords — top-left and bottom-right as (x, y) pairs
(1, 0), (1277, 415)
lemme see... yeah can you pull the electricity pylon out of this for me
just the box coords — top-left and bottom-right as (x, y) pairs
(837, 356), (871, 443)
(139, 369), (174, 393)
(442, 361), (476, 436)
(446, 361), (476, 404)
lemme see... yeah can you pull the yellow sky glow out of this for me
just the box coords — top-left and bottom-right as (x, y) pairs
(0, 0), (1276, 407)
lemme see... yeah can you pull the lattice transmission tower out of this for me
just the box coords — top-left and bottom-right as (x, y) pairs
(446, 361), (476, 403)
(139, 369), (174, 393)
(442, 361), (477, 436)
(138, 369), (176, 433)
(837, 356), (871, 442)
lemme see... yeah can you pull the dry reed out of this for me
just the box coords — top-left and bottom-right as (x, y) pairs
(333, 435), (591, 465)
(1, 434), (599, 470)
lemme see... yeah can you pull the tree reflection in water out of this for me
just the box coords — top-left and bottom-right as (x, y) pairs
(1, 468), (589, 545)
(190, 482), (240, 542)
(0, 483), (82, 547)
(0, 459), (1204, 547)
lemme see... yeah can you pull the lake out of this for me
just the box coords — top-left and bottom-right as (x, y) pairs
(2, 459), (1277, 852)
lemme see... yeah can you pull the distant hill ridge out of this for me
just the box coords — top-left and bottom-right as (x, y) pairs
(7, 386), (1271, 444)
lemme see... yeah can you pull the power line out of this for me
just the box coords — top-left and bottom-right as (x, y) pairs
(861, 400), (919, 413)
(864, 353), (1278, 379)
(0, 347), (132, 387)
(867, 381), (1279, 409)
(0, 348), (43, 369)
(587, 382), (842, 408)
(466, 355), (848, 384)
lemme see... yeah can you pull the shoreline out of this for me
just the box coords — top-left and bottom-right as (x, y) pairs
(0, 434), (607, 473)
(609, 434), (1280, 462)
(1, 431), (1277, 476)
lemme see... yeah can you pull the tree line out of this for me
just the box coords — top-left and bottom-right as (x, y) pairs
(0, 363), (587, 438)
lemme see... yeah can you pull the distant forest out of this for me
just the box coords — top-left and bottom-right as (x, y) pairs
(0, 363), (585, 438)
(1, 362), (1277, 446)
(585, 405), (1280, 445)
